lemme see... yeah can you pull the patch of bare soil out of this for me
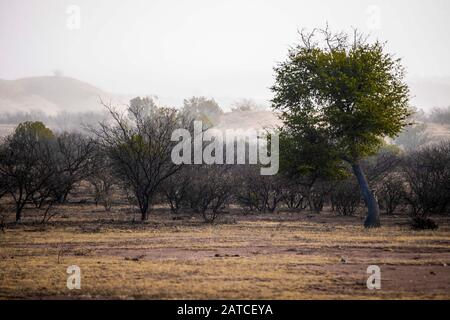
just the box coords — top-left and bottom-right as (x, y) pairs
(1, 205), (449, 299)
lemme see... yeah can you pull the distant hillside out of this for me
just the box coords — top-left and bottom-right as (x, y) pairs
(0, 76), (119, 115)
(0, 75), (449, 140)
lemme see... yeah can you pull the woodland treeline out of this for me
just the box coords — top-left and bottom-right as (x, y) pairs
(0, 96), (448, 230)
(1, 28), (450, 229)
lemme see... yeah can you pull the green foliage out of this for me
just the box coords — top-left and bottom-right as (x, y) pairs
(272, 28), (411, 169)
(13, 121), (55, 141)
(278, 126), (348, 181)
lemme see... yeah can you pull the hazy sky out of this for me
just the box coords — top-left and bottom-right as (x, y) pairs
(1, 0), (450, 106)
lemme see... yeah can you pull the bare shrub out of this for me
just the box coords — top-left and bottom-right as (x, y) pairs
(49, 132), (96, 203)
(281, 183), (308, 210)
(92, 98), (189, 221)
(184, 165), (234, 222)
(307, 181), (332, 213)
(402, 141), (450, 221)
(87, 150), (117, 211)
(235, 166), (285, 213)
(330, 179), (361, 216)
(161, 169), (191, 214)
(377, 175), (406, 215)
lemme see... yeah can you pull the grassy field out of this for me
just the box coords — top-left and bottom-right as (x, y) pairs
(0, 204), (449, 300)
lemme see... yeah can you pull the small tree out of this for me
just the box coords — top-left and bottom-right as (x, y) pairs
(281, 182), (308, 210)
(184, 165), (233, 222)
(272, 27), (410, 227)
(0, 122), (57, 222)
(93, 100), (187, 221)
(235, 165), (285, 213)
(50, 132), (96, 203)
(330, 179), (361, 216)
(161, 168), (192, 214)
(87, 148), (117, 211)
(377, 175), (405, 215)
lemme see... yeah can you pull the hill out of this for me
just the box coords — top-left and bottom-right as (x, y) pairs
(0, 76), (117, 115)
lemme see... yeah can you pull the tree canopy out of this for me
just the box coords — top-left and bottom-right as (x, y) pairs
(272, 28), (411, 227)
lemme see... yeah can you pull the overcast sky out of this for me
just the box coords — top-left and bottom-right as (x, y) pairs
(1, 0), (449, 107)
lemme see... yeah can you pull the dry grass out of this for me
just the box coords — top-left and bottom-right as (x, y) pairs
(0, 205), (449, 299)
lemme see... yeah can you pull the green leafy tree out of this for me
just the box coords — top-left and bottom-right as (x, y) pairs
(272, 28), (411, 227)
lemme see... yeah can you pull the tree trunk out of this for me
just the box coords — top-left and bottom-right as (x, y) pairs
(351, 161), (381, 228)
(140, 202), (149, 221)
(140, 198), (149, 221)
(135, 190), (150, 221)
(15, 204), (23, 222)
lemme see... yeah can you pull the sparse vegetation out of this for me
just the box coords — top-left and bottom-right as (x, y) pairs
(402, 141), (450, 227)
(0, 207), (449, 299)
(91, 101), (188, 221)
(0, 17), (449, 300)
(330, 179), (361, 216)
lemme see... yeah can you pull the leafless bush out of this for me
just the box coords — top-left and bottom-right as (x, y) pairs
(377, 175), (406, 215)
(50, 132), (96, 202)
(234, 166), (285, 213)
(161, 169), (191, 214)
(184, 165), (234, 222)
(307, 181), (332, 213)
(281, 183), (308, 210)
(92, 98), (190, 220)
(88, 150), (117, 211)
(330, 179), (361, 216)
(402, 141), (450, 219)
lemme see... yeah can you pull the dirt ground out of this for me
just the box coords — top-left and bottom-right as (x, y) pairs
(0, 203), (449, 300)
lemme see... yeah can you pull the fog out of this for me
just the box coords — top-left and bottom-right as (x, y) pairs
(1, 0), (450, 108)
